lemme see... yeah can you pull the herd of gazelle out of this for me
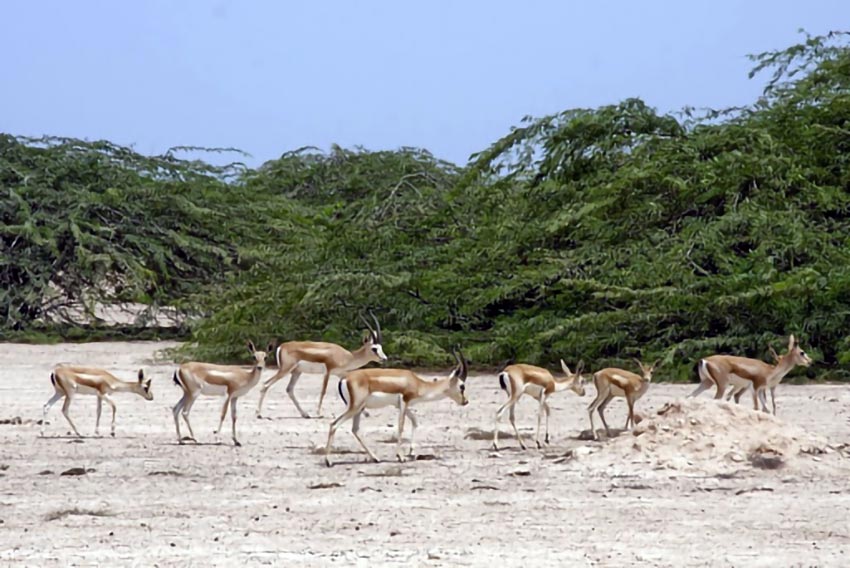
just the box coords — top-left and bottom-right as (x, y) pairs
(42, 315), (813, 464)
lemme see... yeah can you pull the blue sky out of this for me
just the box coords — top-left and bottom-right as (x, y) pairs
(1, 1), (845, 166)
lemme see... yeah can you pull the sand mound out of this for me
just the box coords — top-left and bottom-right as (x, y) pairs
(575, 399), (832, 474)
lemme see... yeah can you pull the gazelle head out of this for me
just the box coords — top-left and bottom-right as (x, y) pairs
(247, 341), (274, 369)
(360, 310), (388, 362)
(784, 334), (813, 368)
(560, 359), (587, 396)
(447, 348), (470, 406)
(633, 359), (659, 382)
(137, 369), (153, 400)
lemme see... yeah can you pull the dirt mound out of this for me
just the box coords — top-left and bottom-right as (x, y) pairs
(576, 399), (832, 474)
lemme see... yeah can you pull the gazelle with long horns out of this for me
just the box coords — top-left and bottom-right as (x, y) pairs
(324, 349), (469, 467)
(587, 359), (657, 440)
(42, 366), (153, 437)
(689, 334), (812, 413)
(256, 312), (388, 419)
(492, 360), (587, 451)
(172, 341), (272, 446)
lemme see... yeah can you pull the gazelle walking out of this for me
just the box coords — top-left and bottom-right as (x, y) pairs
(42, 367), (153, 437)
(324, 349), (469, 466)
(492, 360), (586, 451)
(256, 313), (387, 419)
(587, 359), (657, 440)
(689, 334), (812, 413)
(172, 341), (272, 446)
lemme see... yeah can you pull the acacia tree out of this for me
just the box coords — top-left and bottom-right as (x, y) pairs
(0, 136), (293, 331)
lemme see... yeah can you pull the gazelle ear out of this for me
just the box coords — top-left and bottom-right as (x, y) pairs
(576, 360), (585, 375)
(560, 359), (572, 376)
(788, 334), (797, 351)
(137, 369), (145, 382)
(632, 358), (644, 372)
(247, 341), (256, 353)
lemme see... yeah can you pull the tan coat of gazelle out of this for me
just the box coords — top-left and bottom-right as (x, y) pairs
(689, 334), (812, 413)
(256, 313), (387, 419)
(42, 366), (153, 437)
(587, 359), (657, 440)
(324, 349), (469, 466)
(492, 360), (586, 451)
(172, 341), (272, 446)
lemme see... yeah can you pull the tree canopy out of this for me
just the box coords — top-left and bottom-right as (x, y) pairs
(2, 32), (848, 379)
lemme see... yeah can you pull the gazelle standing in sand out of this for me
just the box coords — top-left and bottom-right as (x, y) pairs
(492, 360), (586, 451)
(587, 359), (657, 440)
(689, 334), (812, 413)
(42, 366), (153, 437)
(324, 349), (469, 466)
(172, 341), (272, 446)
(256, 313), (388, 419)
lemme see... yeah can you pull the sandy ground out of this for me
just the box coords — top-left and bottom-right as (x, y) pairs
(1, 341), (849, 566)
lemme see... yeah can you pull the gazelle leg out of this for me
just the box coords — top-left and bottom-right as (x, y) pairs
(256, 362), (296, 418)
(757, 385), (769, 413)
(395, 399), (408, 462)
(181, 396), (198, 441)
(535, 395), (547, 449)
(350, 407), (380, 463)
(230, 397), (241, 446)
(215, 394), (233, 438)
(316, 369), (333, 417)
(325, 402), (365, 467)
(492, 400), (512, 450)
(687, 379), (713, 398)
(172, 395), (186, 442)
(598, 393), (614, 437)
(95, 396), (103, 436)
(587, 393), (602, 440)
(285, 368), (310, 419)
(61, 393), (82, 437)
(544, 401), (552, 445)
(624, 392), (635, 429)
(407, 409), (419, 457)
(770, 387), (777, 415)
(102, 394), (117, 437)
(508, 402), (526, 450)
(41, 391), (64, 436)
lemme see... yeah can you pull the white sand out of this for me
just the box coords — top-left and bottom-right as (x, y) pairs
(1, 341), (849, 566)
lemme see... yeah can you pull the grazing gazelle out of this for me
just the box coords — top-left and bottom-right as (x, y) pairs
(172, 341), (272, 446)
(492, 360), (586, 451)
(324, 349), (469, 467)
(256, 312), (388, 419)
(587, 359), (657, 440)
(41, 367), (153, 438)
(689, 334), (812, 413)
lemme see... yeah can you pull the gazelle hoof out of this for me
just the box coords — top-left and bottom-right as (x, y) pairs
(233, 440), (242, 447)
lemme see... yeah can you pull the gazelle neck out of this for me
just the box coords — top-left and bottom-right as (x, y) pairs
(553, 376), (577, 392)
(766, 355), (796, 385)
(416, 376), (452, 401)
(111, 379), (146, 397)
(345, 344), (375, 371)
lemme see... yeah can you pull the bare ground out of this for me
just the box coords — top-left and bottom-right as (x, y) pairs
(1, 341), (849, 566)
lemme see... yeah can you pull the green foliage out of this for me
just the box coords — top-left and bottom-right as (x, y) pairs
(0, 137), (293, 330)
(3, 32), (850, 380)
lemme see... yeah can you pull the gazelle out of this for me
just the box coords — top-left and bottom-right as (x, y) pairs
(256, 312), (387, 419)
(172, 341), (272, 446)
(724, 346), (781, 411)
(324, 349), (469, 467)
(689, 334), (812, 413)
(587, 359), (657, 440)
(41, 366), (153, 437)
(492, 360), (586, 451)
